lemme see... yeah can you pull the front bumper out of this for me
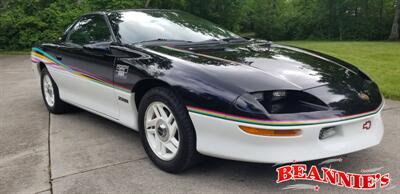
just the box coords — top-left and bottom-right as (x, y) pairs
(189, 110), (384, 163)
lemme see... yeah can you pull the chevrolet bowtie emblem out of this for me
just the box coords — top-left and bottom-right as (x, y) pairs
(358, 92), (370, 101)
(363, 121), (372, 130)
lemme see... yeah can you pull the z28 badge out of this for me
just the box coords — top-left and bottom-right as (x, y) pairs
(116, 64), (129, 79)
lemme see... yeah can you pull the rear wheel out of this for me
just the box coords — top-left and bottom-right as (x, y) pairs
(138, 87), (199, 173)
(40, 68), (70, 114)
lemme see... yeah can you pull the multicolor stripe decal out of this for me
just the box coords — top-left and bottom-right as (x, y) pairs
(31, 47), (131, 93)
(187, 104), (383, 127)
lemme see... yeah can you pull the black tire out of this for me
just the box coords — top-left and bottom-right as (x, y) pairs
(40, 68), (70, 114)
(138, 87), (200, 173)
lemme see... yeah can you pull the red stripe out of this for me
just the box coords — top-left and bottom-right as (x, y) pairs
(187, 103), (382, 123)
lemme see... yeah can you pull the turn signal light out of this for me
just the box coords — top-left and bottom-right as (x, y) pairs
(239, 126), (301, 137)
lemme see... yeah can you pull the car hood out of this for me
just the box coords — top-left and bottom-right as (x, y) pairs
(145, 41), (370, 93)
(140, 41), (382, 118)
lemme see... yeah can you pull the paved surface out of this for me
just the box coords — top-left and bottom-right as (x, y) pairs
(0, 55), (399, 194)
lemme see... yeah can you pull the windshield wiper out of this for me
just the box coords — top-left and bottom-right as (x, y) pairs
(135, 37), (248, 46)
(221, 37), (249, 43)
(135, 39), (193, 45)
(190, 37), (248, 45)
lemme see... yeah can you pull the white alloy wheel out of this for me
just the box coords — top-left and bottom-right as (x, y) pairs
(43, 74), (55, 107)
(144, 102), (180, 161)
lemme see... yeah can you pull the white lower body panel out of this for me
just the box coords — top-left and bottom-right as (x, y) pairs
(190, 112), (384, 163)
(48, 67), (119, 119)
(32, 62), (41, 83)
(32, 61), (139, 130)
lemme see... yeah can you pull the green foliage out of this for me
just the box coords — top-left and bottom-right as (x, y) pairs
(252, 0), (285, 40)
(185, 0), (251, 32)
(0, 0), (397, 50)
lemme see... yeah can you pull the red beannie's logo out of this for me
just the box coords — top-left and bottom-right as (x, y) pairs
(276, 164), (391, 191)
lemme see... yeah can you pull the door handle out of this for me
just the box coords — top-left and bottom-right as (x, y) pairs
(56, 56), (62, 61)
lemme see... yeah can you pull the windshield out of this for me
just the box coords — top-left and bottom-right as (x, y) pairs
(107, 10), (241, 44)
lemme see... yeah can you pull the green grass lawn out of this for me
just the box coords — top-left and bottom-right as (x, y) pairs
(279, 41), (400, 100)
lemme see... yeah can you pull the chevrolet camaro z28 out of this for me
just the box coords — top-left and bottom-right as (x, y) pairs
(31, 9), (384, 173)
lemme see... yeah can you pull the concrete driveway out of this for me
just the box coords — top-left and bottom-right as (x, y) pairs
(0, 55), (399, 194)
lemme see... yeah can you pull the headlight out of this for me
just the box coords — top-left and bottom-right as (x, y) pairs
(251, 90), (328, 114)
(253, 91), (287, 102)
(271, 90), (287, 102)
(252, 92), (264, 101)
(233, 93), (268, 116)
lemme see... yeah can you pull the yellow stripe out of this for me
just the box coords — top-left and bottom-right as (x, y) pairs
(32, 52), (52, 63)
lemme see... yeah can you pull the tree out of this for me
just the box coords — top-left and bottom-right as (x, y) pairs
(389, 0), (400, 40)
(0, 0), (398, 50)
(185, 0), (249, 32)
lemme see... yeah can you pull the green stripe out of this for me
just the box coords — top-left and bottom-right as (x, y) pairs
(188, 107), (380, 127)
(32, 47), (131, 93)
(32, 48), (70, 70)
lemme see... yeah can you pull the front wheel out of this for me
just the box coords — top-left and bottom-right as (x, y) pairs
(40, 68), (70, 114)
(138, 87), (199, 173)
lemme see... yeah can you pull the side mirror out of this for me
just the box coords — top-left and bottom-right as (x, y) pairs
(83, 42), (111, 56)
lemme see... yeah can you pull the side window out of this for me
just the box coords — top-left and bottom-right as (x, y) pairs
(67, 15), (112, 45)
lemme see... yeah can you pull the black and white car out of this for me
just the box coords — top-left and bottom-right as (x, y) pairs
(32, 9), (384, 173)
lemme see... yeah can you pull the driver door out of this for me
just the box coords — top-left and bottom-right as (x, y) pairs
(54, 14), (119, 119)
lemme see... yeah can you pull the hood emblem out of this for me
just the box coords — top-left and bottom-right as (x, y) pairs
(358, 92), (370, 101)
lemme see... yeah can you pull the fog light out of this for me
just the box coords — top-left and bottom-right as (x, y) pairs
(239, 126), (301, 137)
(319, 127), (337, 140)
